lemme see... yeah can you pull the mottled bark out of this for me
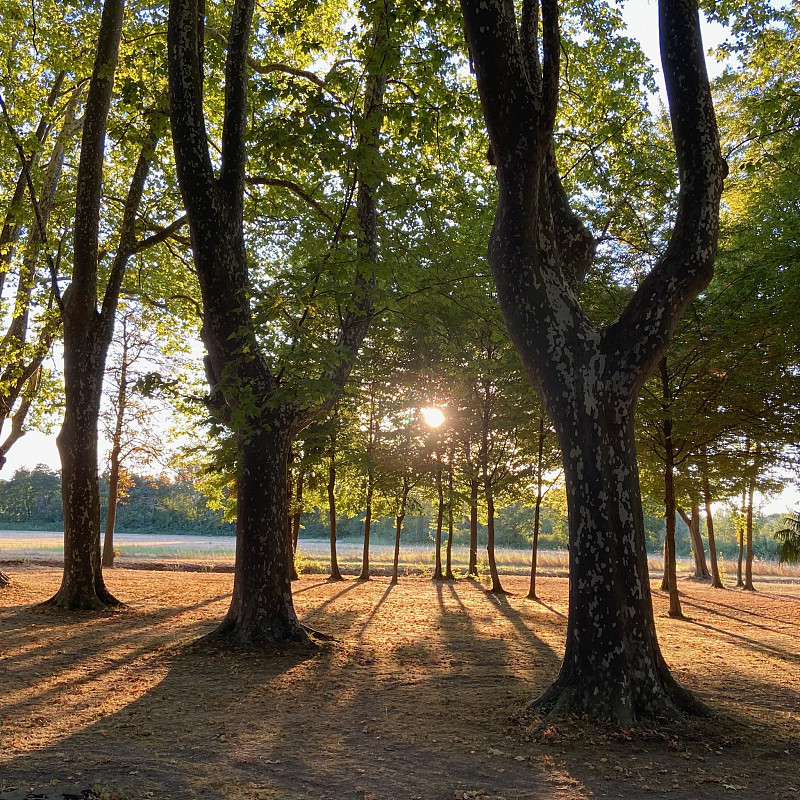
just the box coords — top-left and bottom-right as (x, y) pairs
(461, 0), (724, 721)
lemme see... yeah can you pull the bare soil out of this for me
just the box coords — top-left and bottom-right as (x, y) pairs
(0, 563), (797, 800)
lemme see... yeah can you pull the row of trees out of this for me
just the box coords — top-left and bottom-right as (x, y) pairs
(0, 0), (796, 722)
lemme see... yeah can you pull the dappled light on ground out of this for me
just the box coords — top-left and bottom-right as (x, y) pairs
(0, 565), (797, 800)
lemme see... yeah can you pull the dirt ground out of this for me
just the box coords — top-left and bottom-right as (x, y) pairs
(0, 564), (797, 800)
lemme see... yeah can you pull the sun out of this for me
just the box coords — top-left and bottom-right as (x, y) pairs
(421, 406), (445, 428)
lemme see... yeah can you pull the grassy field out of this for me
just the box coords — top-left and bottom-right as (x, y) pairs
(2, 530), (797, 582)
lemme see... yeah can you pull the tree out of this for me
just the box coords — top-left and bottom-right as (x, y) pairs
(168, 0), (390, 643)
(44, 0), (174, 610)
(460, 0), (726, 722)
(774, 510), (800, 564)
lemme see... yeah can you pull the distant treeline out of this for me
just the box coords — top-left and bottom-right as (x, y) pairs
(0, 466), (787, 559)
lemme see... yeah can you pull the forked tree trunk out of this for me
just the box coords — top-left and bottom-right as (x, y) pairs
(211, 426), (306, 643)
(702, 469), (724, 588)
(462, 0), (725, 722)
(432, 467), (445, 580)
(679, 504), (709, 579)
(468, 478), (479, 576)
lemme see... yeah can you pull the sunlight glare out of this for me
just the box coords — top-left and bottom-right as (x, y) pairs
(421, 407), (445, 428)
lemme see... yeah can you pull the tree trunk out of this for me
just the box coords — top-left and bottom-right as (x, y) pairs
(390, 478), (410, 585)
(48, 357), (119, 609)
(527, 416), (545, 600)
(432, 467), (444, 580)
(290, 465), (304, 580)
(210, 427), (306, 643)
(702, 469), (724, 588)
(744, 455), (757, 591)
(0, 570), (10, 588)
(462, 0), (723, 724)
(659, 360), (682, 616)
(327, 430), (343, 582)
(533, 396), (702, 722)
(102, 323), (129, 569)
(444, 454), (455, 580)
(468, 478), (479, 576)
(40, 0), (128, 611)
(679, 504), (709, 579)
(736, 491), (745, 587)
(485, 479), (505, 594)
(358, 477), (373, 581)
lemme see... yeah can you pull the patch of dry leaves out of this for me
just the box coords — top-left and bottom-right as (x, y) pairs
(0, 564), (797, 800)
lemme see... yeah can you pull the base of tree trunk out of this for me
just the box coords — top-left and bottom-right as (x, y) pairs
(201, 613), (311, 647)
(327, 573), (345, 583)
(530, 659), (710, 726)
(38, 583), (124, 612)
(0, 570), (10, 588)
(525, 591), (538, 601)
(487, 584), (510, 596)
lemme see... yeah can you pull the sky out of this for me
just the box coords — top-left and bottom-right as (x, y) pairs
(2, 5), (796, 515)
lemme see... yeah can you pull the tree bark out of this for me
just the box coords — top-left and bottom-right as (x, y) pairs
(290, 465), (303, 580)
(42, 0), (134, 610)
(526, 416), (546, 600)
(390, 478), (410, 585)
(432, 467), (445, 580)
(736, 490), (745, 587)
(444, 444), (456, 580)
(660, 361), (683, 617)
(358, 476), (373, 581)
(461, 0), (724, 722)
(0, 570), (10, 588)
(327, 426), (344, 582)
(743, 448), (757, 591)
(210, 426), (306, 643)
(468, 477), (479, 576)
(701, 468), (724, 588)
(102, 318), (129, 568)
